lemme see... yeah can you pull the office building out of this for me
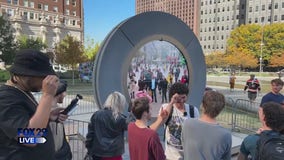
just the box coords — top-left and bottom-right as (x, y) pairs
(200, 0), (284, 54)
(136, 0), (200, 37)
(0, 0), (84, 51)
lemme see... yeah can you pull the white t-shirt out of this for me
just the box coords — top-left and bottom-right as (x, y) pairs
(161, 103), (200, 160)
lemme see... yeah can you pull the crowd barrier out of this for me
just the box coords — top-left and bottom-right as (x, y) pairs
(63, 96), (261, 159)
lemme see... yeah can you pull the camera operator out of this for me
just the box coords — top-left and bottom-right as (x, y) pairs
(0, 49), (59, 160)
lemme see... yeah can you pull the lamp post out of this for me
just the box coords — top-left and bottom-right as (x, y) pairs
(259, 25), (264, 73)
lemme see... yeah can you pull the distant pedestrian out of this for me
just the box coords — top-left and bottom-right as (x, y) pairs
(244, 74), (261, 101)
(229, 72), (236, 92)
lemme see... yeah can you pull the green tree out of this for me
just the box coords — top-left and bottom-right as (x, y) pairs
(55, 35), (87, 84)
(17, 35), (47, 51)
(84, 36), (100, 61)
(0, 15), (18, 65)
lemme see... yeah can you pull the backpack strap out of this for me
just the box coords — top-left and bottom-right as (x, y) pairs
(165, 105), (174, 126)
(189, 105), (194, 118)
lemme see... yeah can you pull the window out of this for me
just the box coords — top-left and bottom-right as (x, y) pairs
(72, 0), (76, 6)
(30, 12), (34, 20)
(275, 3), (278, 9)
(13, 0), (18, 5)
(72, 20), (76, 26)
(255, 6), (259, 11)
(268, 4), (271, 10)
(255, 18), (258, 23)
(268, 16), (271, 22)
(262, 5), (265, 10)
(6, 0), (11, 4)
(38, 4), (42, 9)
(44, 5), (48, 11)
(53, 7), (58, 12)
(65, 9), (70, 15)
(23, 11), (28, 20)
(281, 15), (284, 20)
(7, 9), (13, 16)
(261, 17), (265, 22)
(66, 0), (69, 5)
(274, 15), (277, 21)
(24, 0), (28, 7)
(72, 11), (76, 16)
(249, 7), (252, 12)
(53, 0), (58, 2)
(30, 2), (34, 8)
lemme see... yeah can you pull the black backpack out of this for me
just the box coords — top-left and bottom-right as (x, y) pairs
(255, 130), (284, 160)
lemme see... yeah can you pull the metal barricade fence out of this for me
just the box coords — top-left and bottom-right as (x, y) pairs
(231, 99), (260, 133)
(216, 98), (260, 134)
(64, 118), (89, 160)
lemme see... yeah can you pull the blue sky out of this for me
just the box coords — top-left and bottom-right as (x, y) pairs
(84, 0), (135, 44)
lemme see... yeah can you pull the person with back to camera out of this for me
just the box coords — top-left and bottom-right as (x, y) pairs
(128, 97), (166, 160)
(182, 90), (232, 160)
(237, 102), (284, 160)
(0, 49), (62, 160)
(85, 92), (127, 160)
(85, 91), (168, 160)
(161, 82), (200, 160)
(49, 80), (72, 160)
(244, 74), (261, 101)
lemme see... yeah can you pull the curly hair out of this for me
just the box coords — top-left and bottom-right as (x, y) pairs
(168, 82), (189, 100)
(262, 102), (284, 133)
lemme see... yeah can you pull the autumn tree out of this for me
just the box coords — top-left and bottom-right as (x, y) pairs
(269, 52), (284, 69)
(205, 51), (226, 68)
(55, 35), (87, 83)
(0, 15), (18, 65)
(225, 48), (258, 69)
(227, 23), (284, 70)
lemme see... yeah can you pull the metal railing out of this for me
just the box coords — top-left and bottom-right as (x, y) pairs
(217, 98), (260, 134)
(64, 119), (89, 160)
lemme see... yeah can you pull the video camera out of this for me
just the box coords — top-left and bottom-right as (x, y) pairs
(61, 94), (83, 115)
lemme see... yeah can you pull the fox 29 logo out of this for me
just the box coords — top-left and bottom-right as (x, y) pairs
(17, 128), (48, 144)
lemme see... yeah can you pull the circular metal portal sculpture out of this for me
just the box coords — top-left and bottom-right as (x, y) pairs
(93, 11), (206, 108)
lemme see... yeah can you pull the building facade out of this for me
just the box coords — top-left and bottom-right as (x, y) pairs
(0, 0), (84, 51)
(136, 0), (284, 55)
(135, 0), (200, 37)
(200, 0), (284, 54)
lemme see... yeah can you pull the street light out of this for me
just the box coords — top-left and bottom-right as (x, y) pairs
(259, 25), (264, 73)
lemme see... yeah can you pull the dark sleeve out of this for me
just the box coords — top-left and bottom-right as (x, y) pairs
(244, 81), (248, 90)
(85, 114), (95, 151)
(0, 97), (30, 139)
(239, 137), (250, 156)
(149, 132), (166, 160)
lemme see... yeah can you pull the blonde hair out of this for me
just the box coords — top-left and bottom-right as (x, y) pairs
(104, 91), (126, 120)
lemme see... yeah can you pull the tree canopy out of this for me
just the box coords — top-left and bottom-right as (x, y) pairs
(17, 35), (47, 51)
(54, 35), (87, 69)
(0, 16), (18, 65)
